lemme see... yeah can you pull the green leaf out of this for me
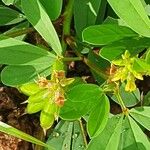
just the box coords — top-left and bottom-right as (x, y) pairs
(119, 116), (150, 150)
(87, 115), (123, 150)
(143, 91), (150, 106)
(0, 121), (53, 149)
(40, 0), (62, 21)
(88, 50), (110, 85)
(0, 6), (25, 26)
(60, 84), (103, 120)
(2, 0), (17, 5)
(87, 94), (110, 138)
(130, 107), (150, 131)
(0, 36), (56, 66)
(4, 21), (29, 40)
(21, 0), (62, 56)
(100, 37), (150, 61)
(19, 82), (41, 96)
(108, 0), (150, 37)
(112, 83), (140, 107)
(71, 120), (87, 150)
(82, 24), (137, 45)
(1, 65), (37, 86)
(133, 58), (150, 74)
(74, 0), (104, 39)
(146, 49), (150, 63)
(45, 120), (86, 150)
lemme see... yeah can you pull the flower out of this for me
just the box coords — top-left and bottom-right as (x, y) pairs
(109, 50), (143, 92)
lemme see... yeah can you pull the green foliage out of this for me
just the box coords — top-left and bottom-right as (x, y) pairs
(119, 116), (150, 149)
(87, 94), (110, 138)
(130, 107), (150, 130)
(60, 84), (104, 120)
(100, 37), (150, 61)
(108, 0), (150, 37)
(0, 0), (150, 149)
(0, 6), (25, 26)
(83, 24), (138, 45)
(2, 0), (17, 5)
(44, 120), (86, 150)
(87, 115), (123, 150)
(40, 0), (62, 21)
(74, 0), (104, 38)
(112, 83), (140, 107)
(1, 65), (36, 86)
(21, 0), (62, 56)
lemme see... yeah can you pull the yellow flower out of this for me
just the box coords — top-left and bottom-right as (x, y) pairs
(125, 73), (136, 92)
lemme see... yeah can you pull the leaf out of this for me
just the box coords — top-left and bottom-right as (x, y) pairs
(4, 21), (29, 40)
(146, 49), (150, 63)
(21, 0), (62, 56)
(2, 0), (17, 5)
(130, 107), (150, 131)
(100, 37), (150, 61)
(87, 115), (123, 150)
(112, 83), (140, 107)
(143, 91), (150, 106)
(60, 84), (103, 120)
(71, 120), (87, 150)
(0, 121), (53, 149)
(0, 6), (25, 26)
(44, 120), (86, 150)
(19, 82), (41, 96)
(133, 58), (150, 74)
(1, 65), (37, 86)
(119, 116), (150, 150)
(74, 0), (104, 39)
(87, 94), (110, 138)
(108, 0), (150, 37)
(0, 36), (56, 66)
(82, 24), (137, 45)
(88, 50), (110, 85)
(39, 0), (62, 21)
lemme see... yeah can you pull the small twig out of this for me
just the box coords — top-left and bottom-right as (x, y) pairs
(66, 36), (108, 80)
(61, 0), (74, 53)
(62, 57), (83, 61)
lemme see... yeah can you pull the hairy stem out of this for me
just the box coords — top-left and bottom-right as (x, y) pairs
(61, 0), (74, 53)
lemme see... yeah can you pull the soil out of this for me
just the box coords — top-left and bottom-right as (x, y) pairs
(0, 86), (41, 150)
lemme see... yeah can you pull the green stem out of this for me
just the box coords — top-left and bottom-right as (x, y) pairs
(61, 0), (74, 53)
(4, 27), (34, 38)
(65, 37), (108, 80)
(79, 119), (88, 148)
(62, 57), (82, 61)
(115, 90), (127, 111)
(84, 57), (108, 80)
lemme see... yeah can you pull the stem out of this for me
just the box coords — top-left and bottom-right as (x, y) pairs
(4, 27), (34, 38)
(61, 0), (74, 53)
(79, 119), (88, 148)
(62, 57), (82, 61)
(65, 36), (108, 80)
(115, 90), (127, 111)
(84, 57), (108, 80)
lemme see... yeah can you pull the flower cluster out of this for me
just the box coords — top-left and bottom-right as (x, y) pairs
(109, 51), (143, 92)
(19, 60), (74, 130)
